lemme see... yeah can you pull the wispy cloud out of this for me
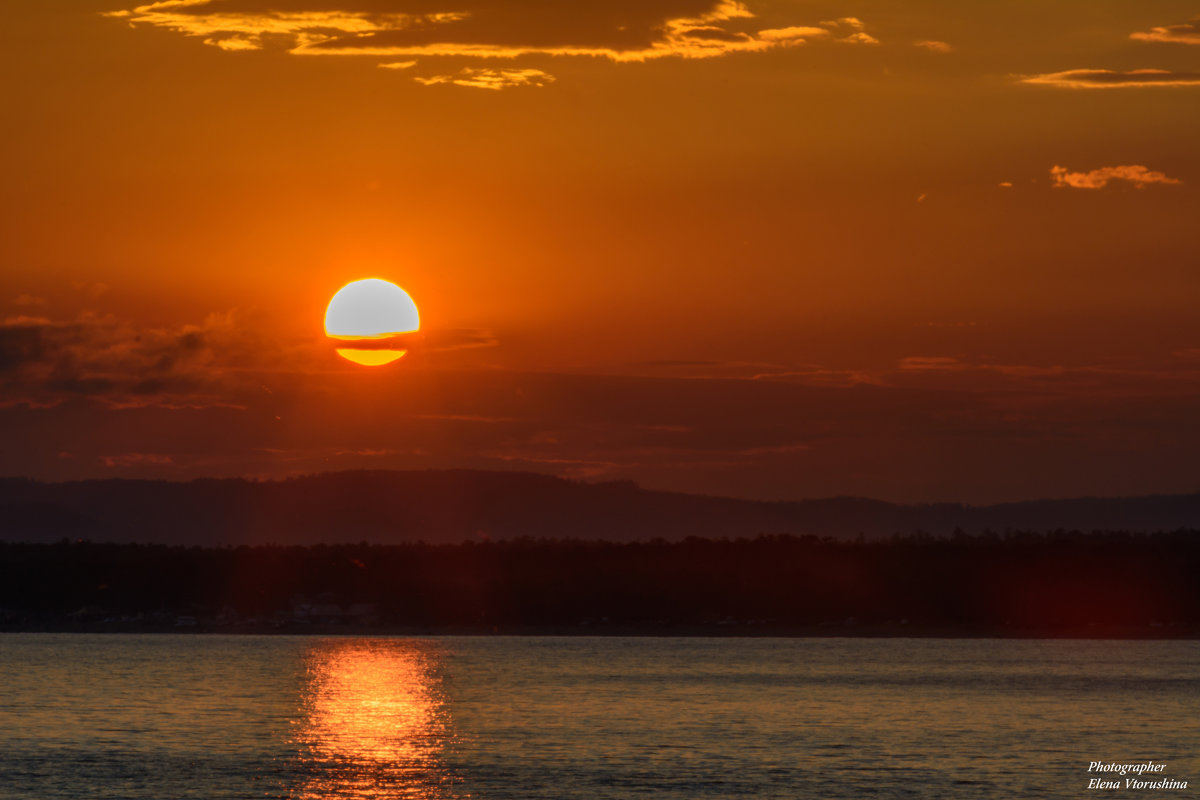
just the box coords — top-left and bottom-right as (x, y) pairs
(378, 60), (416, 70)
(480, 451), (633, 479)
(206, 34), (262, 51)
(756, 26), (827, 43)
(897, 356), (963, 371)
(105, 3), (465, 52)
(412, 413), (516, 423)
(8, 338), (1200, 500)
(817, 17), (879, 45)
(0, 311), (263, 409)
(423, 328), (499, 351)
(414, 67), (554, 90)
(1020, 68), (1200, 89)
(107, 1), (878, 70)
(1049, 164), (1182, 190)
(913, 39), (952, 53)
(101, 453), (174, 468)
(736, 441), (810, 456)
(1130, 17), (1200, 45)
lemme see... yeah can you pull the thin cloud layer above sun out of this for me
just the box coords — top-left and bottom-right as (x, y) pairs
(1020, 69), (1200, 89)
(107, 0), (879, 73)
(1049, 165), (1182, 190)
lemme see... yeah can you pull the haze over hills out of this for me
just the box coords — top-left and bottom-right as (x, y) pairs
(1, 470), (1199, 546)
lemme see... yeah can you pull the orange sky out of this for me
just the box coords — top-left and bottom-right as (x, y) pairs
(3, 0), (1200, 502)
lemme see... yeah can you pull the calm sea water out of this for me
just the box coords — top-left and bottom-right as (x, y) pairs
(1, 635), (1197, 799)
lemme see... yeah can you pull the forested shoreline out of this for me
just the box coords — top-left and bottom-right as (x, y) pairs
(2, 532), (1198, 637)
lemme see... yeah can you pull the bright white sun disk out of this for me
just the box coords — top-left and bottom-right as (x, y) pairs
(325, 278), (419, 339)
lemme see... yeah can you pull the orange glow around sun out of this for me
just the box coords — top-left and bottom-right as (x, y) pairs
(325, 278), (420, 366)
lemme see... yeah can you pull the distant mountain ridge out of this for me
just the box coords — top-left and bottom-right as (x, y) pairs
(1, 470), (1198, 545)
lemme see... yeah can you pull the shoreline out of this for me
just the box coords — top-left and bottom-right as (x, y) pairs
(3, 622), (1198, 639)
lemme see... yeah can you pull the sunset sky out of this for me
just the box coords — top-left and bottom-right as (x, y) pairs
(3, 0), (1200, 503)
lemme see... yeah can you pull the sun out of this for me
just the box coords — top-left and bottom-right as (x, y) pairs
(325, 279), (420, 366)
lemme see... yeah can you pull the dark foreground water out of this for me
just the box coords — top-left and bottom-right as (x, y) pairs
(1, 635), (1197, 799)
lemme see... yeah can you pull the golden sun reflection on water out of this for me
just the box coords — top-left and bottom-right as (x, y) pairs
(294, 640), (455, 799)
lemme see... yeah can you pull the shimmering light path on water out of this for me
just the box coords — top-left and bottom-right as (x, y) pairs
(1, 635), (1197, 799)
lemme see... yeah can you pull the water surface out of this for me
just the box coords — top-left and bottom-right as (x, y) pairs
(1, 635), (1197, 798)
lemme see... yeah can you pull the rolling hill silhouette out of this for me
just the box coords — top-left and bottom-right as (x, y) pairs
(2, 470), (1199, 545)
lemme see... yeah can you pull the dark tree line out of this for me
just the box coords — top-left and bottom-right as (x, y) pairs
(1, 531), (1198, 635)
